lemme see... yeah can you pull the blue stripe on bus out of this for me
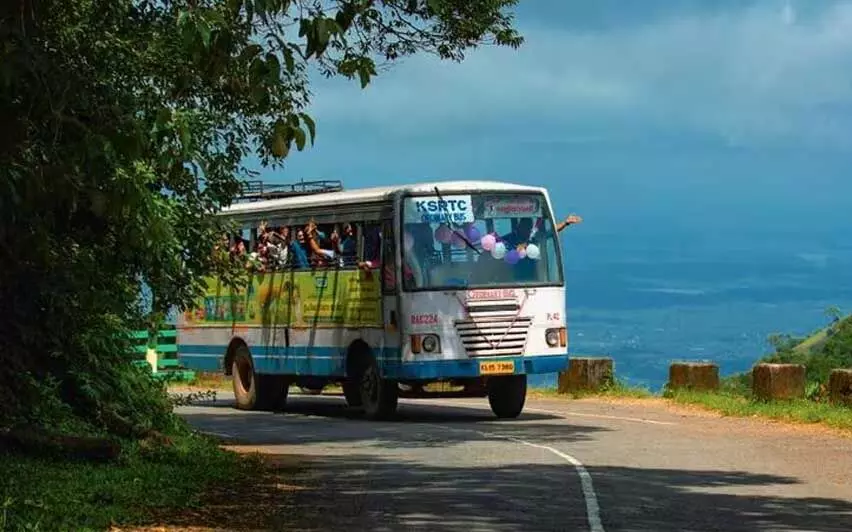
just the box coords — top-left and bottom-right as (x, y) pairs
(178, 343), (568, 380)
(382, 355), (570, 379)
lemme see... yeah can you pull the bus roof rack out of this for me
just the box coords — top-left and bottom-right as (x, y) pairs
(235, 179), (344, 202)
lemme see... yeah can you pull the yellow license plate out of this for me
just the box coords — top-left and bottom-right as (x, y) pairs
(479, 360), (515, 375)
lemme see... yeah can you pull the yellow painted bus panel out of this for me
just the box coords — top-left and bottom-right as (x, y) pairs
(182, 269), (383, 329)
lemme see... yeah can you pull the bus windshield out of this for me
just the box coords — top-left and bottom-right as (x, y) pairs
(400, 191), (564, 291)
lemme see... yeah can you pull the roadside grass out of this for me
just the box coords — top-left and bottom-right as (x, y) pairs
(528, 379), (654, 400)
(664, 389), (852, 433)
(529, 377), (852, 434)
(0, 430), (262, 531)
(183, 371), (232, 391)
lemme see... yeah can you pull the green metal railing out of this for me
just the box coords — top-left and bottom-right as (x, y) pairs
(130, 325), (195, 381)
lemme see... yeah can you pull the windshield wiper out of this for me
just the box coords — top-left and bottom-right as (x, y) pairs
(433, 186), (480, 255)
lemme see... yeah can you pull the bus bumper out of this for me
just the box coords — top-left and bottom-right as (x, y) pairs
(382, 354), (569, 380)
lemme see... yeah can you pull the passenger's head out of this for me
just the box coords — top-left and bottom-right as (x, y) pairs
(516, 218), (533, 237)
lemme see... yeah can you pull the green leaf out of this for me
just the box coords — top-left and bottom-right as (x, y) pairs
(177, 10), (190, 28)
(316, 18), (330, 48)
(270, 131), (289, 158)
(197, 18), (212, 48)
(281, 46), (295, 73)
(270, 119), (291, 158)
(292, 125), (306, 151)
(265, 53), (280, 82)
(357, 63), (372, 88)
(299, 113), (316, 145)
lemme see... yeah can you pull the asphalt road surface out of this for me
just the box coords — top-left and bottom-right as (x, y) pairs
(176, 392), (852, 532)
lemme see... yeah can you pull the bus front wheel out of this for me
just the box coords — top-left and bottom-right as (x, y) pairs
(487, 374), (527, 419)
(358, 353), (398, 420)
(232, 345), (287, 411)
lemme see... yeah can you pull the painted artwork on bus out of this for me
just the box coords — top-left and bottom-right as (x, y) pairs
(182, 269), (383, 329)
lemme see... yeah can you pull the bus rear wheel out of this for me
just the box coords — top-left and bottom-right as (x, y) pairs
(487, 374), (527, 419)
(232, 345), (288, 411)
(358, 353), (398, 420)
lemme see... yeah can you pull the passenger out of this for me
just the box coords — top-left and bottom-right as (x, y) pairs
(305, 219), (336, 266)
(335, 223), (357, 264)
(269, 226), (290, 269)
(501, 214), (582, 248)
(289, 227), (310, 268)
(229, 234), (246, 257)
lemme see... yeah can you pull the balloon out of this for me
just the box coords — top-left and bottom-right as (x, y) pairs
(505, 249), (521, 265)
(481, 233), (496, 251)
(517, 247), (527, 259)
(403, 231), (414, 251)
(465, 224), (481, 243)
(526, 243), (541, 260)
(434, 225), (452, 243)
(492, 242), (506, 259)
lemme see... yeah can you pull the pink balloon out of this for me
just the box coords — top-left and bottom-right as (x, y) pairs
(481, 233), (496, 251)
(518, 247), (527, 259)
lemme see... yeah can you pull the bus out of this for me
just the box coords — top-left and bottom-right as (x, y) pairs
(176, 179), (569, 420)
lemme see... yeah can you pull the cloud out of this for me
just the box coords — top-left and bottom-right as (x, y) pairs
(304, 1), (852, 149)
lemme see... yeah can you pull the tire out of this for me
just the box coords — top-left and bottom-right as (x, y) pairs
(358, 352), (398, 420)
(343, 379), (363, 408)
(231, 345), (288, 411)
(487, 374), (527, 419)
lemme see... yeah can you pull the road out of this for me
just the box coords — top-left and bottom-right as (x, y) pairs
(175, 392), (852, 532)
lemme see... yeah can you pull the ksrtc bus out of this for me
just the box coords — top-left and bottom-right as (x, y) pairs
(176, 180), (569, 419)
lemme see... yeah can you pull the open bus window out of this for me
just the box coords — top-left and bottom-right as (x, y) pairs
(400, 192), (564, 291)
(243, 219), (365, 272)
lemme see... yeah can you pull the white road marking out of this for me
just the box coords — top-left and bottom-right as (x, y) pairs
(518, 406), (675, 426)
(426, 399), (677, 426)
(424, 422), (605, 532)
(204, 431), (235, 439)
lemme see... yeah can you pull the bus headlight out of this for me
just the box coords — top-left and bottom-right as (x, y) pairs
(411, 334), (441, 354)
(422, 335), (440, 353)
(545, 329), (559, 347)
(546, 328), (567, 347)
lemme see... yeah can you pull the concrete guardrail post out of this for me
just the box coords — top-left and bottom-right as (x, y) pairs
(829, 369), (852, 407)
(558, 357), (614, 393)
(752, 363), (805, 401)
(667, 362), (720, 391)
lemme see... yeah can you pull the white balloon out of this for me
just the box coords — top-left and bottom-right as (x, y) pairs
(526, 244), (541, 260)
(492, 242), (506, 259)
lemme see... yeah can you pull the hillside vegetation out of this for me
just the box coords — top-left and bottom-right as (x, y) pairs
(690, 310), (851, 404)
(743, 312), (852, 397)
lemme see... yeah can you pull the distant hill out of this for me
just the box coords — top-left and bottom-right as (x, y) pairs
(723, 313), (852, 398)
(764, 314), (852, 385)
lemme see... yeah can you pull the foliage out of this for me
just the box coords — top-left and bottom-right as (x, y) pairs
(761, 314), (852, 393)
(0, 0), (523, 433)
(0, 430), (253, 531)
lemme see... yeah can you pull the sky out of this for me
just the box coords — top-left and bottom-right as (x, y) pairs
(247, 0), (852, 240)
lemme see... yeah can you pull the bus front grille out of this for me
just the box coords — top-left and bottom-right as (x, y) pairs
(454, 316), (532, 356)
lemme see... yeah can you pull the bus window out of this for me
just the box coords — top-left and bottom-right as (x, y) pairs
(400, 192), (564, 290)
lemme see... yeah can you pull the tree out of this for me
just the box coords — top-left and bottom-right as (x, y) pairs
(825, 305), (843, 326)
(0, 0), (523, 435)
